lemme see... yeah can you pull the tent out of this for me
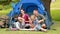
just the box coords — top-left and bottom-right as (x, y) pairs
(8, 0), (51, 29)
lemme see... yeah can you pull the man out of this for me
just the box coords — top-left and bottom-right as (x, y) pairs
(30, 9), (47, 31)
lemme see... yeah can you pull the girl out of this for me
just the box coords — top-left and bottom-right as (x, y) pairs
(30, 15), (47, 32)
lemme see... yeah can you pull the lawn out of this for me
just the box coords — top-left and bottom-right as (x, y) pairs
(51, 10), (60, 21)
(0, 9), (60, 21)
(51, 0), (60, 9)
(0, 0), (60, 34)
(0, 8), (11, 16)
(0, 21), (60, 34)
(0, 10), (60, 34)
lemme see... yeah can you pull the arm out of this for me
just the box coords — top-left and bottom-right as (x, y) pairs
(38, 14), (45, 23)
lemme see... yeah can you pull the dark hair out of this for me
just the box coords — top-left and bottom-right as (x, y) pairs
(12, 15), (18, 21)
(34, 9), (38, 11)
(19, 14), (22, 17)
(20, 9), (24, 11)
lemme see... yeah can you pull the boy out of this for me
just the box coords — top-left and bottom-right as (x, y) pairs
(10, 16), (25, 30)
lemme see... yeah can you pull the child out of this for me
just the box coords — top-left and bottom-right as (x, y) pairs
(10, 16), (25, 31)
(30, 15), (47, 32)
(7, 15), (18, 31)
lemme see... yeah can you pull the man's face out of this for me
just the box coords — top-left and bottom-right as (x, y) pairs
(33, 10), (38, 16)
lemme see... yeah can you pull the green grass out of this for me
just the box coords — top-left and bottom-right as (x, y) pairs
(0, 8), (12, 16)
(0, 9), (60, 21)
(51, 0), (60, 8)
(0, 21), (60, 34)
(51, 10), (60, 21)
(50, 0), (60, 21)
(0, 0), (60, 34)
(0, 9), (60, 34)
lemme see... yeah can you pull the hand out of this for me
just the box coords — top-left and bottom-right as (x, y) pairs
(38, 20), (44, 24)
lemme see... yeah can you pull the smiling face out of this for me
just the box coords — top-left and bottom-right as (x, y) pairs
(20, 9), (25, 14)
(18, 17), (23, 23)
(33, 10), (38, 16)
(14, 16), (18, 21)
(30, 15), (36, 21)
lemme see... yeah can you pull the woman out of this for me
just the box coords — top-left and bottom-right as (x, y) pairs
(18, 9), (31, 29)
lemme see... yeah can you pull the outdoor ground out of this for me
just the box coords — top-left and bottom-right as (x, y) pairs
(0, 0), (60, 34)
(0, 21), (60, 34)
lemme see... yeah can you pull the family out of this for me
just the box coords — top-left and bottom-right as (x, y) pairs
(9, 9), (47, 32)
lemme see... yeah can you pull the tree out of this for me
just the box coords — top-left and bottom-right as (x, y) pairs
(41, 0), (52, 22)
(0, 0), (12, 5)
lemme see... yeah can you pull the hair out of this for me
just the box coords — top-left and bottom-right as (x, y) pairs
(34, 9), (38, 11)
(20, 8), (24, 11)
(19, 14), (22, 17)
(30, 15), (36, 21)
(12, 15), (18, 22)
(20, 9), (25, 17)
(14, 15), (18, 18)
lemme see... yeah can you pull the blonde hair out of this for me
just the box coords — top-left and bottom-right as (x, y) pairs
(30, 15), (36, 21)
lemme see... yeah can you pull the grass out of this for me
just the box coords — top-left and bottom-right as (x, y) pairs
(0, 9), (60, 34)
(51, 10), (60, 21)
(0, 9), (60, 21)
(51, 0), (60, 9)
(0, 21), (60, 34)
(0, 8), (12, 16)
(0, 0), (60, 34)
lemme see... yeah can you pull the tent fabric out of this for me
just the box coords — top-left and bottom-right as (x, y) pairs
(8, 0), (51, 29)
(8, 0), (45, 17)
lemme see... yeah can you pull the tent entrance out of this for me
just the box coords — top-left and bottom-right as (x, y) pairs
(21, 3), (38, 16)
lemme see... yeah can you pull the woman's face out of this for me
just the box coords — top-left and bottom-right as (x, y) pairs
(20, 9), (24, 14)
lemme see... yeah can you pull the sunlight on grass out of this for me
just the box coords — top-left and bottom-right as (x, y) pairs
(0, 8), (12, 16)
(0, 0), (60, 34)
(51, 0), (60, 8)
(0, 21), (60, 34)
(51, 10), (60, 21)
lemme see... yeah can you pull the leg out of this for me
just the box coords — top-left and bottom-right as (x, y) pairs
(34, 24), (47, 32)
(42, 24), (46, 29)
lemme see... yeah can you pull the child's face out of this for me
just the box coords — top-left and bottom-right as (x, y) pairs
(14, 16), (18, 20)
(18, 17), (23, 23)
(19, 19), (23, 23)
(14, 17), (18, 20)
(31, 15), (36, 21)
